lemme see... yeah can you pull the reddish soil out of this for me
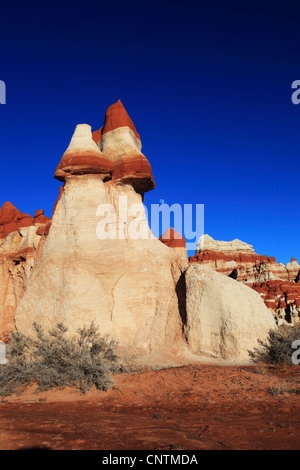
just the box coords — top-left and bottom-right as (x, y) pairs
(0, 363), (299, 450)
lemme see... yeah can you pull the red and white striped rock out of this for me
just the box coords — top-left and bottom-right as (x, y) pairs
(54, 124), (113, 182)
(0, 203), (50, 339)
(190, 234), (300, 325)
(0, 103), (279, 363)
(96, 100), (155, 196)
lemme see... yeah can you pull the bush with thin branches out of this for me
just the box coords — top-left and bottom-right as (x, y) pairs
(248, 327), (300, 366)
(0, 322), (126, 396)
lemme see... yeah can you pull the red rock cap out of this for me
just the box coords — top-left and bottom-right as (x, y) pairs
(102, 99), (140, 140)
(0, 202), (29, 238)
(34, 209), (50, 225)
(100, 101), (155, 195)
(92, 126), (103, 145)
(159, 228), (186, 249)
(17, 213), (34, 228)
(54, 124), (113, 182)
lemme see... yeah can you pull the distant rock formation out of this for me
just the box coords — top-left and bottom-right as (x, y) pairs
(190, 234), (300, 326)
(0, 203), (50, 338)
(0, 101), (276, 362)
(0, 202), (33, 239)
(159, 228), (187, 259)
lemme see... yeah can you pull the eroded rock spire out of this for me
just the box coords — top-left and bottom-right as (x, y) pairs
(93, 100), (155, 196)
(54, 124), (113, 182)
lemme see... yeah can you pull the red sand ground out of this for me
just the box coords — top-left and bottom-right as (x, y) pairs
(0, 364), (299, 450)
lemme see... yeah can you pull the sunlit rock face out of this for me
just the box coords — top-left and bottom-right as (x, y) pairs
(54, 124), (113, 182)
(14, 119), (187, 360)
(0, 202), (50, 339)
(0, 201), (34, 239)
(185, 265), (276, 360)
(94, 100), (155, 197)
(190, 234), (300, 326)
(0, 101), (279, 362)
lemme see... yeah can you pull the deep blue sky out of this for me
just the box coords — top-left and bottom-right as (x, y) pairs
(0, 0), (299, 263)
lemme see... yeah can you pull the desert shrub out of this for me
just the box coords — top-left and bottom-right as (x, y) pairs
(248, 327), (300, 366)
(268, 382), (300, 396)
(0, 322), (126, 396)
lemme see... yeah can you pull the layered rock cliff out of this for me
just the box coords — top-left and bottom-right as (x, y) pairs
(0, 203), (50, 338)
(190, 234), (300, 326)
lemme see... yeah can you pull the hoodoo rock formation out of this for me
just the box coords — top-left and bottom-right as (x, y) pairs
(54, 124), (113, 182)
(93, 100), (155, 196)
(14, 120), (186, 359)
(0, 203), (50, 338)
(159, 228), (187, 259)
(0, 101), (276, 362)
(190, 234), (300, 326)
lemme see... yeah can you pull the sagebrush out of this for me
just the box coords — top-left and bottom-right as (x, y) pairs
(248, 327), (300, 366)
(0, 322), (127, 396)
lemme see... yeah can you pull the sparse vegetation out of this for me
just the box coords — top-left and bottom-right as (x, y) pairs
(251, 363), (269, 376)
(249, 327), (300, 366)
(268, 382), (300, 396)
(0, 322), (128, 397)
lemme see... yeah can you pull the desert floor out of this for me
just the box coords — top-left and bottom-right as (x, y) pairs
(0, 363), (299, 450)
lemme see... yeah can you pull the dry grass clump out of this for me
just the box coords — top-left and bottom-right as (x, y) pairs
(251, 363), (269, 375)
(0, 322), (128, 396)
(268, 382), (300, 396)
(249, 327), (300, 366)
